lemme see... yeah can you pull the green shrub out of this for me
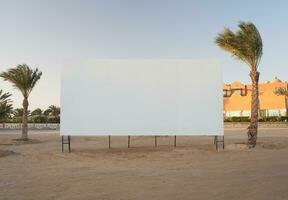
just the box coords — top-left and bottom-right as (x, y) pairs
(224, 118), (232, 122)
(225, 116), (288, 122)
(280, 116), (288, 122)
(29, 115), (47, 123)
(10, 116), (22, 123)
(231, 116), (250, 122)
(259, 116), (281, 122)
(47, 116), (60, 123)
(224, 117), (250, 122)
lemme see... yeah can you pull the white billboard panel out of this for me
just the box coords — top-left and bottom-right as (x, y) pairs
(61, 60), (223, 136)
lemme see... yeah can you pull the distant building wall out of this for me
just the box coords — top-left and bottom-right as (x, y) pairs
(223, 77), (288, 117)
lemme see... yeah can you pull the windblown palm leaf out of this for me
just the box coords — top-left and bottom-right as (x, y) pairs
(0, 90), (12, 103)
(215, 21), (263, 70)
(0, 90), (13, 122)
(0, 103), (13, 122)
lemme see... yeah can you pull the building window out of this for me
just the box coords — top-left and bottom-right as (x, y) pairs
(267, 109), (281, 117)
(259, 109), (267, 117)
(223, 90), (229, 97)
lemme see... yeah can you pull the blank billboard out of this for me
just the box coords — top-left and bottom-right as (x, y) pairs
(61, 60), (223, 136)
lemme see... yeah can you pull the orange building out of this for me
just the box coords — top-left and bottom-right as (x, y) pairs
(223, 77), (288, 117)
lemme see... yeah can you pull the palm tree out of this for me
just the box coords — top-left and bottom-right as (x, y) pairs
(275, 87), (288, 96)
(275, 87), (288, 117)
(44, 105), (60, 123)
(215, 22), (263, 147)
(44, 105), (60, 117)
(0, 64), (42, 140)
(0, 90), (13, 126)
(31, 108), (47, 123)
(31, 108), (43, 116)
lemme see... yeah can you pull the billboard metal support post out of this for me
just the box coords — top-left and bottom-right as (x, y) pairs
(61, 136), (71, 153)
(174, 135), (177, 147)
(155, 136), (157, 147)
(108, 136), (111, 149)
(214, 136), (224, 151)
(60, 135), (224, 152)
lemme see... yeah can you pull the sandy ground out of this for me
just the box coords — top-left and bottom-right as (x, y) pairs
(1, 129), (288, 200)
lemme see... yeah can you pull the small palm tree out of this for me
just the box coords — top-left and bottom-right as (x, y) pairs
(44, 105), (60, 117)
(31, 108), (43, 116)
(275, 87), (288, 96)
(44, 105), (60, 123)
(275, 87), (288, 117)
(31, 108), (47, 123)
(0, 90), (13, 126)
(0, 64), (42, 140)
(215, 22), (263, 147)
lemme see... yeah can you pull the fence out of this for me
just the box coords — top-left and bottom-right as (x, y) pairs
(1, 122), (287, 130)
(0, 123), (60, 130)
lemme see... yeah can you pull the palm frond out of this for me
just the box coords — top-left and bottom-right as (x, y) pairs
(0, 64), (42, 98)
(0, 90), (12, 103)
(215, 21), (263, 70)
(0, 90), (13, 121)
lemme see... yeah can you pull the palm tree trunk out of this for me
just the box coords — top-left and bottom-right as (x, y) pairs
(22, 98), (29, 140)
(247, 71), (260, 147)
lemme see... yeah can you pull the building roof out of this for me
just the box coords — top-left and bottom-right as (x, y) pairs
(269, 77), (282, 83)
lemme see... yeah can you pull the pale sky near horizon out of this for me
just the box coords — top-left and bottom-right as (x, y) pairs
(0, 0), (288, 110)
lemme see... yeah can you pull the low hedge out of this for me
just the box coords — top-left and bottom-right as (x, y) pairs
(224, 116), (250, 122)
(225, 116), (288, 122)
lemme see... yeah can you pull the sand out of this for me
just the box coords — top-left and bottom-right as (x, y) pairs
(1, 129), (288, 200)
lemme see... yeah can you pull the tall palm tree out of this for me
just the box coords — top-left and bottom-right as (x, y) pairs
(0, 64), (42, 140)
(215, 22), (263, 147)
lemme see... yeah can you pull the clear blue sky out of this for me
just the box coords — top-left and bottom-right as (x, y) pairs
(0, 0), (288, 110)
